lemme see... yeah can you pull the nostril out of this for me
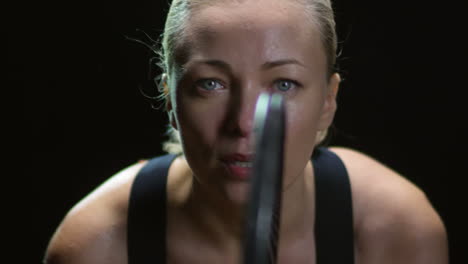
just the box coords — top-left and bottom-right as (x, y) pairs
(235, 107), (255, 137)
(222, 90), (258, 137)
(222, 107), (255, 137)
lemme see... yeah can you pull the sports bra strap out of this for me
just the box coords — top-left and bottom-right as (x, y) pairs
(127, 154), (177, 264)
(128, 149), (355, 264)
(313, 147), (355, 264)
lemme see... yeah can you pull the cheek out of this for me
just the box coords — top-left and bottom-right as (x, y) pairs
(282, 99), (323, 180)
(176, 95), (228, 154)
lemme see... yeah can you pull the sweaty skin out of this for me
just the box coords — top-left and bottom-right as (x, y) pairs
(44, 1), (448, 263)
(169, 1), (336, 249)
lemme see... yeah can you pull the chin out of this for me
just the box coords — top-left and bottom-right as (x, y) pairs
(224, 181), (251, 206)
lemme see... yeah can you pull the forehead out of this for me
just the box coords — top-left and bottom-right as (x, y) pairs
(190, 0), (309, 27)
(180, 0), (326, 70)
(187, 0), (314, 41)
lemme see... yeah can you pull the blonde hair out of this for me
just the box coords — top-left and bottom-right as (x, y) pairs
(154, 0), (338, 155)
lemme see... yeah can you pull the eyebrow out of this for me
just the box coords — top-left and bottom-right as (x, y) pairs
(262, 59), (306, 70)
(188, 58), (306, 72)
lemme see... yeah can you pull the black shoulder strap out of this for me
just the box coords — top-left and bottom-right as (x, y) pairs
(313, 147), (355, 264)
(127, 154), (177, 264)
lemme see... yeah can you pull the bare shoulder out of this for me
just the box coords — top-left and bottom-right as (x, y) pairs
(327, 146), (426, 224)
(328, 146), (448, 264)
(44, 161), (147, 264)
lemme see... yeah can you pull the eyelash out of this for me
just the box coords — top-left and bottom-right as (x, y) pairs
(195, 79), (225, 91)
(194, 78), (301, 92)
(274, 79), (301, 92)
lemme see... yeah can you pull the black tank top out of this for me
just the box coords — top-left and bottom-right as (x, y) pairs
(127, 147), (354, 264)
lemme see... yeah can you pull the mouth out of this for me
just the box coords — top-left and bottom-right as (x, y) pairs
(220, 154), (254, 180)
(229, 161), (253, 168)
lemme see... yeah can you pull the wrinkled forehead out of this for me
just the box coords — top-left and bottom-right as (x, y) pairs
(176, 1), (324, 68)
(186, 1), (314, 39)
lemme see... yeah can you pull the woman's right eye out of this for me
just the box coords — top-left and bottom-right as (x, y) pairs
(195, 79), (224, 91)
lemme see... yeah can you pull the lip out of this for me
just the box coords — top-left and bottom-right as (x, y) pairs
(220, 153), (254, 180)
(220, 153), (254, 162)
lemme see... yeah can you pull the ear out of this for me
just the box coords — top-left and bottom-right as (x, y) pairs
(169, 110), (178, 130)
(160, 73), (170, 97)
(166, 102), (178, 130)
(317, 73), (341, 130)
(161, 74), (178, 130)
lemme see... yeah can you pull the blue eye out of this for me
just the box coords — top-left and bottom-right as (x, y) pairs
(197, 79), (224, 91)
(275, 79), (299, 92)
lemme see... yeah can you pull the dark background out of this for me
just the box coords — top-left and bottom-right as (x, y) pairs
(11, 0), (466, 263)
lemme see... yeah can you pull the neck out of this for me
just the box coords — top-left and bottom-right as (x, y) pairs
(278, 160), (315, 241)
(186, 180), (245, 243)
(183, 161), (315, 247)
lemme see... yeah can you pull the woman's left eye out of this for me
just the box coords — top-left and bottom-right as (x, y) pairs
(196, 79), (224, 91)
(274, 79), (300, 92)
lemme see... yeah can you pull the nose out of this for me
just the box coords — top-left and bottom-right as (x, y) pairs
(223, 86), (260, 138)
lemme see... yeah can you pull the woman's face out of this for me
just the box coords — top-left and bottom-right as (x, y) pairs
(171, 0), (339, 204)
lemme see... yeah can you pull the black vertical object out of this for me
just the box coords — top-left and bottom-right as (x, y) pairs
(127, 154), (177, 264)
(313, 147), (355, 264)
(244, 93), (285, 264)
